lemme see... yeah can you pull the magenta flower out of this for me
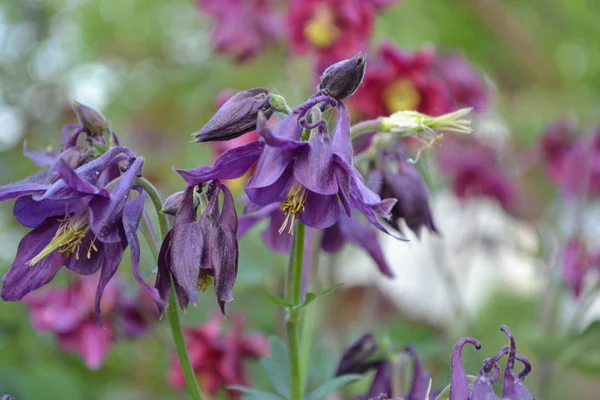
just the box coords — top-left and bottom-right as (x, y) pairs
(561, 239), (596, 297)
(540, 118), (578, 184)
(169, 315), (268, 399)
(433, 52), (490, 111)
(198, 0), (283, 62)
(177, 94), (398, 236)
(156, 181), (239, 313)
(351, 43), (453, 119)
(437, 136), (519, 215)
(24, 275), (144, 369)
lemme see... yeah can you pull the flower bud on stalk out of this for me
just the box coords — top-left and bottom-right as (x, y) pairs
(318, 53), (367, 100)
(72, 100), (110, 136)
(193, 88), (274, 143)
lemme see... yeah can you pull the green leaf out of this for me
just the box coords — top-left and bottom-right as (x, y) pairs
(265, 293), (294, 308)
(229, 386), (285, 400)
(260, 357), (290, 398)
(561, 321), (600, 376)
(318, 283), (344, 297)
(294, 292), (318, 309)
(303, 374), (362, 400)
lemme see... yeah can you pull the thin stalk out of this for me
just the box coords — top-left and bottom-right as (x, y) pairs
(135, 177), (206, 400)
(350, 117), (383, 138)
(287, 222), (306, 400)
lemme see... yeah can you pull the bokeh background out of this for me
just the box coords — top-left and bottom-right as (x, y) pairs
(1, 0), (599, 399)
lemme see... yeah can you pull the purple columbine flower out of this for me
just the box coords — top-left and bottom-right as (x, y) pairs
(177, 94), (399, 238)
(155, 180), (238, 314)
(0, 147), (163, 320)
(500, 325), (535, 400)
(367, 145), (438, 237)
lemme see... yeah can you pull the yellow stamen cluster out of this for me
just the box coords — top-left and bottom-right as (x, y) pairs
(279, 185), (307, 235)
(303, 7), (340, 49)
(383, 79), (421, 113)
(197, 269), (213, 292)
(28, 215), (96, 266)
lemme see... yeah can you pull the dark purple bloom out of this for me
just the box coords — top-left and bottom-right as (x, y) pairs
(367, 145), (438, 237)
(318, 53), (367, 101)
(156, 181), (238, 313)
(193, 88), (274, 143)
(335, 333), (380, 376)
(177, 94), (399, 237)
(0, 150), (163, 320)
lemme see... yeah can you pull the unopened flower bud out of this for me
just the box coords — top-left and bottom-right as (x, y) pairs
(318, 53), (366, 100)
(72, 100), (109, 136)
(161, 189), (201, 215)
(193, 88), (273, 143)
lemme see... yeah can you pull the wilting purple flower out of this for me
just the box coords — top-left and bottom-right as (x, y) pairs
(433, 52), (490, 111)
(0, 145), (163, 319)
(367, 145), (438, 237)
(198, 0), (283, 62)
(177, 94), (399, 237)
(193, 88), (274, 143)
(448, 326), (535, 400)
(437, 136), (519, 215)
(156, 181), (238, 313)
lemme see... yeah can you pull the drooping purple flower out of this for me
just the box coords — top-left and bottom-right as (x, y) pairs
(561, 239), (594, 297)
(155, 181), (238, 313)
(367, 145), (438, 237)
(177, 94), (399, 238)
(1, 151), (164, 319)
(335, 333), (380, 376)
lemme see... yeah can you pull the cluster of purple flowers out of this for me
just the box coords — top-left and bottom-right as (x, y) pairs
(337, 325), (535, 400)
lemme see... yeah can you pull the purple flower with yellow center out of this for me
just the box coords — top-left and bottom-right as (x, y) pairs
(0, 146), (163, 320)
(155, 180), (238, 313)
(177, 94), (399, 238)
(367, 145), (438, 237)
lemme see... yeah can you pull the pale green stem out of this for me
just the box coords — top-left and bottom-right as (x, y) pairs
(135, 177), (206, 400)
(349, 118), (384, 139)
(286, 222), (306, 400)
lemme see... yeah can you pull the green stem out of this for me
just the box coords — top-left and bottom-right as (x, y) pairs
(287, 222), (306, 400)
(349, 117), (384, 139)
(135, 177), (206, 400)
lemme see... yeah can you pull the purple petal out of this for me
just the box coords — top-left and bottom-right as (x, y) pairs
(155, 229), (173, 307)
(245, 165), (293, 206)
(176, 140), (264, 186)
(404, 346), (431, 400)
(340, 213), (394, 278)
(256, 110), (305, 149)
(94, 241), (124, 326)
(211, 225), (238, 315)
(65, 231), (105, 275)
(449, 338), (482, 400)
(0, 179), (48, 201)
(332, 102), (353, 164)
(51, 158), (106, 197)
(1, 218), (65, 300)
(238, 202), (280, 237)
(294, 130), (338, 195)
(263, 208), (293, 253)
(298, 192), (340, 229)
(123, 190), (164, 313)
(170, 186), (203, 305)
(321, 222), (346, 253)
(79, 320), (112, 370)
(23, 141), (59, 167)
(501, 325), (535, 400)
(472, 346), (508, 400)
(335, 333), (379, 376)
(366, 362), (392, 398)
(13, 197), (83, 228)
(89, 157), (144, 243)
(218, 183), (238, 235)
(246, 143), (295, 195)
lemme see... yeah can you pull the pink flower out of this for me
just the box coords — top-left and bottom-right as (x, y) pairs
(351, 42), (454, 119)
(562, 239), (598, 297)
(169, 315), (269, 398)
(437, 136), (519, 215)
(289, 0), (397, 72)
(198, 0), (283, 62)
(540, 118), (578, 184)
(24, 275), (157, 369)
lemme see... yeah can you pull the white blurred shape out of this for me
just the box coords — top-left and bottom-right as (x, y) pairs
(0, 106), (24, 151)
